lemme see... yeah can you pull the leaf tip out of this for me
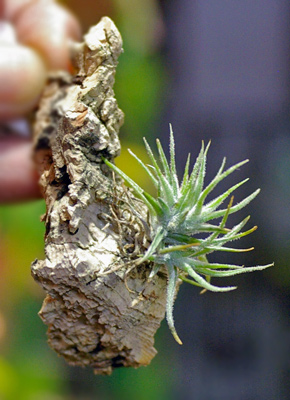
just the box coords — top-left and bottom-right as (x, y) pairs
(171, 329), (183, 345)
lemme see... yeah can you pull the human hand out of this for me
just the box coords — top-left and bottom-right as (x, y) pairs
(0, 0), (81, 203)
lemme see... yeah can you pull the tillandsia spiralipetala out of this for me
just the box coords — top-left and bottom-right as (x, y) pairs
(104, 125), (273, 345)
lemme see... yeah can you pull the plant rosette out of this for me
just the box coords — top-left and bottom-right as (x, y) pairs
(104, 125), (273, 344)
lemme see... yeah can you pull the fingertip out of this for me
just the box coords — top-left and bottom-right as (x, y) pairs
(0, 44), (47, 119)
(13, 1), (82, 71)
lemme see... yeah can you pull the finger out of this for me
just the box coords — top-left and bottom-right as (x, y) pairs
(0, 138), (41, 202)
(7, 0), (81, 71)
(0, 43), (46, 119)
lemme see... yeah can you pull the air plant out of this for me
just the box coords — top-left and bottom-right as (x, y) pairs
(104, 125), (273, 345)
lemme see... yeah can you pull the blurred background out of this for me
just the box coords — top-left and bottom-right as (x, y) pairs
(1, 0), (290, 399)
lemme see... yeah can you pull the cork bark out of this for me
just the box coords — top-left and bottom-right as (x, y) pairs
(31, 17), (168, 375)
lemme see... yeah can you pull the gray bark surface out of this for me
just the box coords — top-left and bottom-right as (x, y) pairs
(31, 17), (168, 375)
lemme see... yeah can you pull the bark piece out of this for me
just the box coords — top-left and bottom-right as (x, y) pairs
(31, 17), (168, 375)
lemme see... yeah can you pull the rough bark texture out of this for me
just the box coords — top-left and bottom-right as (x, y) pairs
(31, 17), (168, 375)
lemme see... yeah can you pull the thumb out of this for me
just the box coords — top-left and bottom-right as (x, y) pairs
(0, 137), (41, 202)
